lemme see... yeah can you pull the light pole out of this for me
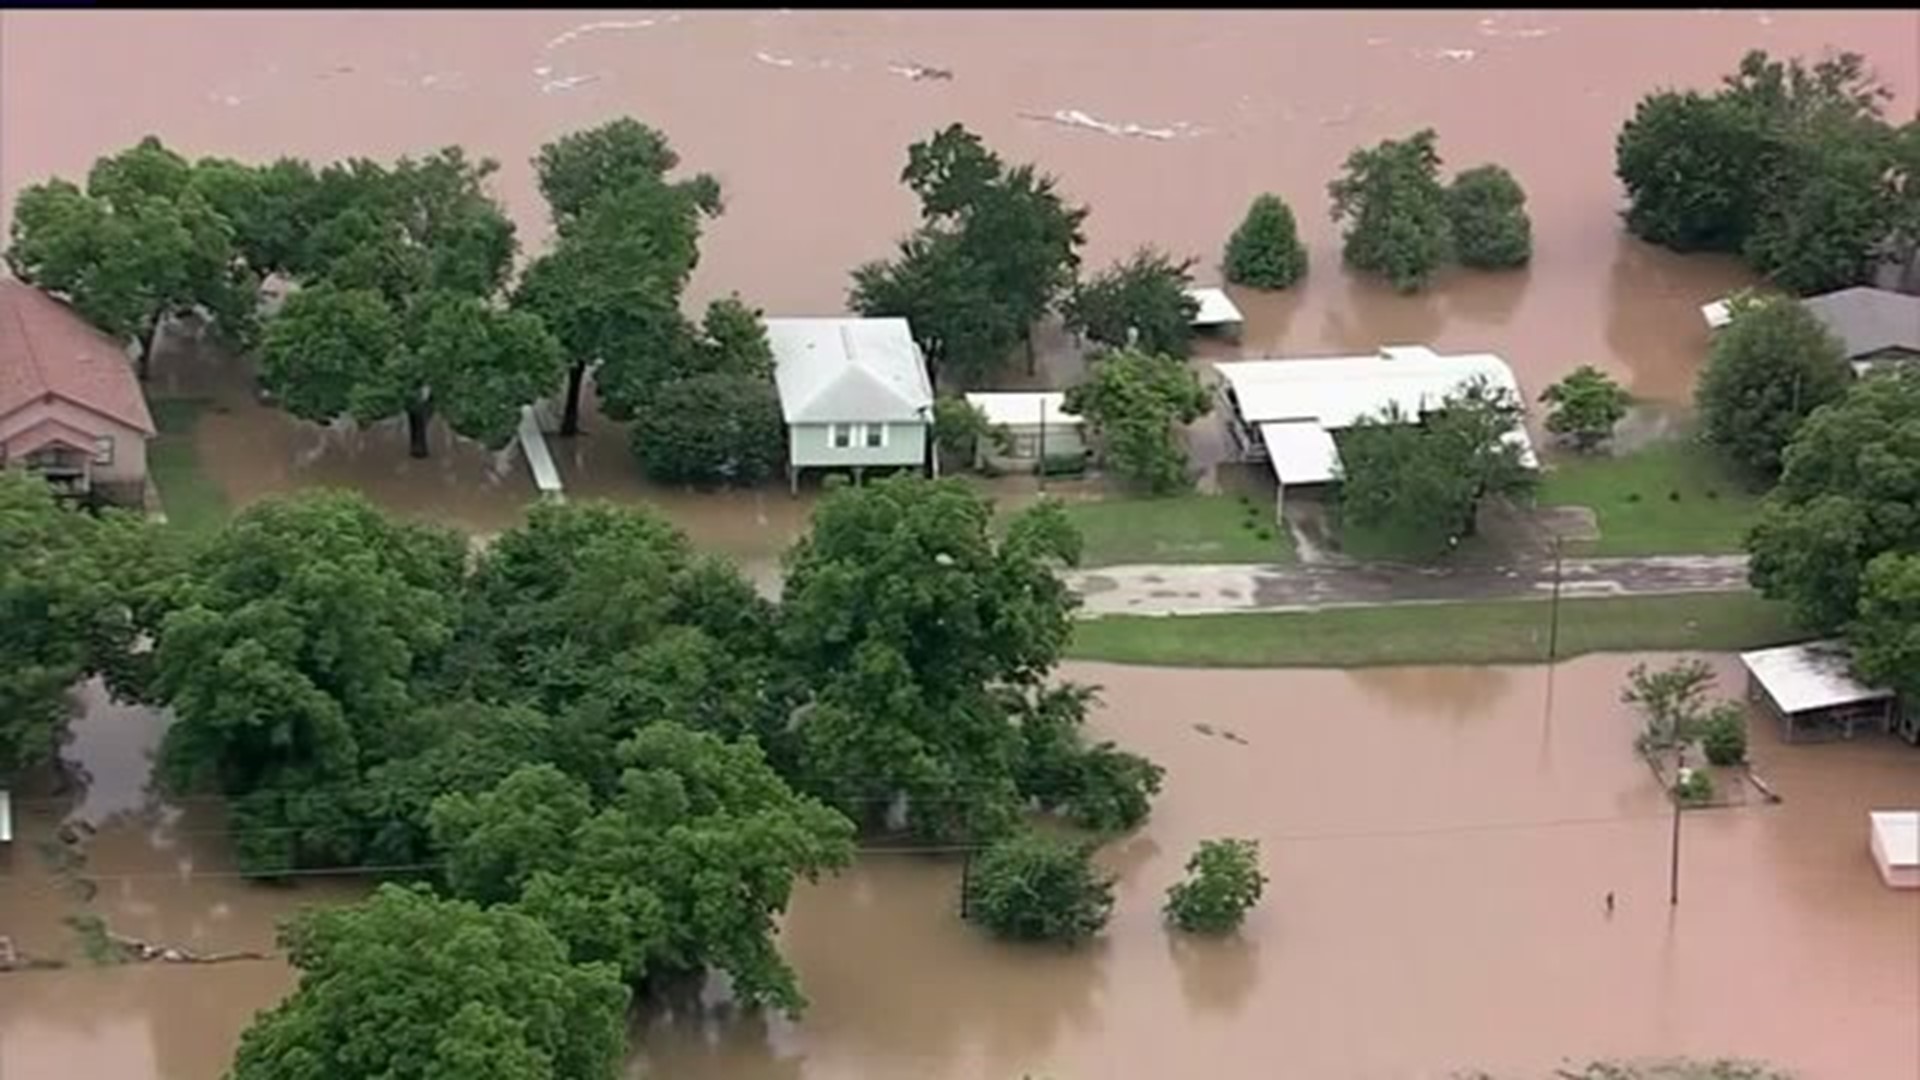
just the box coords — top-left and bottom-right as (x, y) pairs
(1669, 744), (1686, 906)
(1543, 533), (1564, 726)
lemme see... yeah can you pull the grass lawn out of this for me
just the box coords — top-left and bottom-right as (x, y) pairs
(1066, 592), (1798, 668)
(1538, 441), (1763, 556)
(147, 398), (231, 534)
(1053, 494), (1296, 566)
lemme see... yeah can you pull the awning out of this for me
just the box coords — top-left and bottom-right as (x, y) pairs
(1258, 421), (1340, 485)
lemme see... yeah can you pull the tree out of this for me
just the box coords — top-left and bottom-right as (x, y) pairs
(780, 477), (1135, 842)
(1539, 365), (1631, 452)
(1699, 704), (1750, 766)
(1222, 192), (1308, 289)
(6, 137), (259, 378)
(532, 116), (721, 233)
(1012, 683), (1163, 832)
(1743, 126), (1897, 295)
(1851, 552), (1920, 708)
(1621, 658), (1718, 755)
(1695, 297), (1850, 480)
(261, 285), (566, 458)
(432, 725), (855, 1014)
(151, 491), (466, 874)
(962, 830), (1115, 944)
(1328, 129), (1452, 293)
(1061, 347), (1211, 494)
(856, 123), (1087, 383)
(1446, 164), (1533, 269)
(520, 125), (720, 434)
(230, 884), (629, 1080)
(1746, 370), (1920, 631)
(1062, 247), (1200, 358)
(1615, 91), (1774, 253)
(930, 395), (993, 467)
(627, 373), (786, 486)
(1164, 838), (1267, 935)
(1335, 377), (1534, 556)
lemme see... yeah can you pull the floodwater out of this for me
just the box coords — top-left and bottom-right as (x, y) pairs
(4, 656), (1917, 1080)
(4, 10), (1916, 536)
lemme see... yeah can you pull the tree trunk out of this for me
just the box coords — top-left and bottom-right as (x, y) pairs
(1024, 327), (1037, 376)
(406, 403), (432, 459)
(560, 362), (587, 437)
(136, 316), (163, 382)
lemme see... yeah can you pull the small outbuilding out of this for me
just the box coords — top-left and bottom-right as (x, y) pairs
(0, 788), (11, 845)
(963, 391), (1085, 472)
(1738, 640), (1901, 744)
(1869, 811), (1919, 889)
(1185, 287), (1244, 338)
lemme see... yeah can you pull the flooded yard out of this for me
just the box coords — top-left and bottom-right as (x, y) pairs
(4, 655), (1916, 1079)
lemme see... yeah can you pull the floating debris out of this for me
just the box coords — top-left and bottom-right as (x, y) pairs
(540, 73), (602, 94)
(1018, 108), (1204, 142)
(886, 62), (953, 81)
(1192, 722), (1217, 738)
(1417, 47), (1479, 62)
(1476, 17), (1559, 38)
(753, 50), (798, 69)
(544, 16), (675, 51)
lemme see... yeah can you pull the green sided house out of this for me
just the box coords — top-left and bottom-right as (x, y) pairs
(768, 317), (934, 492)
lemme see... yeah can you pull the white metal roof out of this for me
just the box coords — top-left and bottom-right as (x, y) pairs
(1739, 639), (1895, 715)
(1701, 300), (1733, 330)
(1186, 287), (1244, 327)
(0, 789), (11, 843)
(1258, 421), (1340, 484)
(1870, 811), (1919, 869)
(1217, 346), (1538, 468)
(766, 317), (934, 424)
(964, 391), (1080, 429)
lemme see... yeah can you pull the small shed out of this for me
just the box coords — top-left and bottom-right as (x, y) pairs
(0, 789), (11, 844)
(1257, 420), (1339, 520)
(1700, 299), (1733, 330)
(1869, 811), (1919, 889)
(1186, 287), (1244, 336)
(1738, 640), (1899, 743)
(964, 392), (1085, 471)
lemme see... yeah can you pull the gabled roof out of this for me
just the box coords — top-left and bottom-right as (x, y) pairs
(1739, 639), (1895, 714)
(0, 279), (155, 435)
(767, 317), (934, 424)
(1799, 287), (1920, 360)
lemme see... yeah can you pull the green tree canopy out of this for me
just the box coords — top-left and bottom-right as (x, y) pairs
(1336, 377), (1535, 557)
(963, 830), (1115, 944)
(1164, 837), (1268, 935)
(1062, 347), (1212, 494)
(1446, 164), (1533, 269)
(1747, 370), (1920, 631)
(1539, 365), (1631, 452)
(229, 884), (629, 1080)
(533, 116), (722, 233)
(1222, 192), (1308, 290)
(151, 490), (466, 874)
(1062, 247), (1200, 358)
(1851, 552), (1920, 707)
(1328, 128), (1453, 293)
(1695, 297), (1850, 480)
(850, 227), (1020, 387)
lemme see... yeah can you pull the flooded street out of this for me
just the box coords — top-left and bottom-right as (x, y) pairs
(4, 656), (1917, 1079)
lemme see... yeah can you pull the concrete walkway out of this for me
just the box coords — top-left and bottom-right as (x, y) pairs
(1064, 555), (1753, 618)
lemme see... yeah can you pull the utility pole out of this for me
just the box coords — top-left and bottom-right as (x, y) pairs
(1543, 534), (1564, 725)
(1669, 744), (1685, 906)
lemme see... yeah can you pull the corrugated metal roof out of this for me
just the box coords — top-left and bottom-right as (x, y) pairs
(767, 317), (933, 424)
(1186, 287), (1243, 327)
(1258, 420), (1339, 484)
(964, 391), (1079, 428)
(1800, 287), (1920, 359)
(1870, 811), (1919, 870)
(0, 279), (155, 436)
(1739, 639), (1895, 714)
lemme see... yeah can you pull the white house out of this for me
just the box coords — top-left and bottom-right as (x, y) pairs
(767, 317), (935, 492)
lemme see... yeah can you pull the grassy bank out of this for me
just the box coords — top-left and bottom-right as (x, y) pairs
(1066, 592), (1797, 668)
(1538, 442), (1762, 556)
(147, 398), (230, 534)
(1056, 494), (1295, 566)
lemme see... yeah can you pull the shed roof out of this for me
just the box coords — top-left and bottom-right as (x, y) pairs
(1701, 300), (1733, 330)
(0, 789), (11, 844)
(1870, 811), (1919, 870)
(1739, 639), (1895, 715)
(0, 280), (155, 435)
(1186, 287), (1244, 327)
(964, 391), (1080, 429)
(767, 317), (934, 424)
(1258, 420), (1340, 485)
(1799, 287), (1920, 359)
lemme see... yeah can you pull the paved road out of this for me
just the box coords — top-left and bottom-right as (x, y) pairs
(1064, 555), (1754, 618)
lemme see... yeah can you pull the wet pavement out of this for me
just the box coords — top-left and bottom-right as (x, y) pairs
(1067, 555), (1754, 618)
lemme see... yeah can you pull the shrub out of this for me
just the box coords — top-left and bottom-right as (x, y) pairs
(1700, 704), (1749, 766)
(1038, 451), (1089, 478)
(932, 395), (992, 464)
(1164, 837), (1267, 935)
(1673, 768), (1715, 806)
(1539, 365), (1630, 452)
(963, 830), (1115, 944)
(1223, 193), (1308, 289)
(628, 373), (786, 486)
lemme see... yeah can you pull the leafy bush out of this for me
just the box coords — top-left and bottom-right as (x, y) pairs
(1695, 297), (1850, 480)
(963, 830), (1115, 944)
(1039, 451), (1090, 478)
(1673, 768), (1715, 806)
(628, 373), (786, 486)
(1164, 837), (1267, 935)
(1223, 193), (1308, 289)
(1446, 164), (1533, 269)
(1700, 704), (1749, 766)
(1539, 365), (1630, 452)
(932, 395), (991, 464)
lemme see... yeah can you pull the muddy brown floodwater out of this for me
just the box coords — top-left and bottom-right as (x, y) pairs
(3, 10), (1917, 544)
(4, 656), (1918, 1080)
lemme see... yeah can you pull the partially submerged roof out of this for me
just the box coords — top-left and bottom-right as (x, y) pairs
(1217, 345), (1538, 468)
(1739, 639), (1895, 714)
(964, 391), (1080, 428)
(1701, 300), (1733, 330)
(0, 279), (155, 435)
(1799, 287), (1920, 360)
(1186, 287), (1243, 327)
(1258, 420), (1339, 485)
(767, 317), (933, 424)
(1870, 811), (1919, 870)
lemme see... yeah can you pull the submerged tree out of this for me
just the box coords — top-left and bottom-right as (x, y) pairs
(963, 830), (1116, 944)
(1222, 192), (1309, 290)
(1446, 164), (1533, 269)
(1328, 128), (1453, 293)
(1164, 838), (1268, 935)
(1062, 247), (1201, 358)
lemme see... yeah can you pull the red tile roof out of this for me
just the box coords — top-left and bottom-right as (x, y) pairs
(0, 279), (155, 436)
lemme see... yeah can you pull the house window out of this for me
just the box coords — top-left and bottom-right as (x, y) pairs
(831, 423), (854, 449)
(92, 436), (114, 466)
(864, 423), (887, 449)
